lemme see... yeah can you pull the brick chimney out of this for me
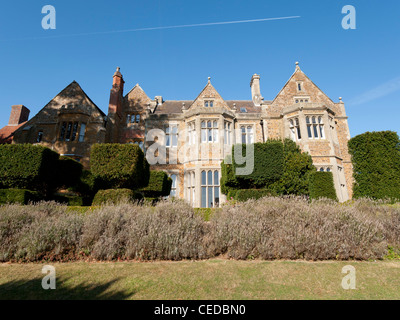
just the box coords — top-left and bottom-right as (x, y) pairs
(106, 67), (125, 143)
(108, 67), (125, 117)
(8, 105), (30, 126)
(250, 74), (263, 106)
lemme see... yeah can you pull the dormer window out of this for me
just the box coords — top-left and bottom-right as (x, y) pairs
(204, 100), (214, 107)
(240, 107), (247, 113)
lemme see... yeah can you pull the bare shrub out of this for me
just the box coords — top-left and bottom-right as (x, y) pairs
(80, 199), (208, 261)
(0, 202), (83, 262)
(0, 197), (399, 262)
(208, 197), (390, 260)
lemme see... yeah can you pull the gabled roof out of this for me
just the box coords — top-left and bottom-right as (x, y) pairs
(14, 81), (105, 134)
(187, 79), (231, 111)
(271, 64), (335, 105)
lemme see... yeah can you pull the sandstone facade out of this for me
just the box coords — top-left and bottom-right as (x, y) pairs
(4, 62), (353, 205)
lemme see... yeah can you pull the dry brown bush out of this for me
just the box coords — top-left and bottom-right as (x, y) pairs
(0, 197), (399, 262)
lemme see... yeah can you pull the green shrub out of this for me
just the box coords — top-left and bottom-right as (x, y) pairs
(227, 189), (238, 200)
(233, 141), (284, 187)
(0, 189), (41, 205)
(222, 139), (314, 196)
(234, 189), (272, 201)
(72, 169), (96, 198)
(90, 144), (150, 190)
(348, 131), (400, 201)
(272, 147), (314, 195)
(0, 144), (59, 194)
(309, 171), (337, 200)
(140, 171), (172, 198)
(57, 156), (83, 189)
(92, 189), (142, 206)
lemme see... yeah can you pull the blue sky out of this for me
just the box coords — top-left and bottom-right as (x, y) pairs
(0, 0), (399, 137)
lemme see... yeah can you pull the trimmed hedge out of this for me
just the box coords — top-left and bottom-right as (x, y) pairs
(90, 144), (150, 190)
(0, 189), (41, 205)
(308, 171), (337, 200)
(0, 144), (59, 194)
(92, 189), (143, 206)
(140, 170), (172, 198)
(233, 141), (284, 187)
(222, 139), (314, 197)
(234, 189), (272, 202)
(348, 131), (400, 201)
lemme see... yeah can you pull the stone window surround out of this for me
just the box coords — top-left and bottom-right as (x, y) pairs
(288, 116), (301, 141)
(305, 115), (325, 140)
(201, 169), (220, 208)
(204, 98), (215, 108)
(201, 119), (219, 143)
(238, 123), (254, 144)
(165, 122), (179, 148)
(294, 95), (310, 104)
(184, 171), (195, 206)
(296, 81), (304, 92)
(59, 121), (87, 142)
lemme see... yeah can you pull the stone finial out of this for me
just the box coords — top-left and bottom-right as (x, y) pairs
(208, 77), (211, 83)
(233, 103), (237, 110)
(182, 102), (186, 110)
(295, 61), (300, 71)
(339, 97), (343, 103)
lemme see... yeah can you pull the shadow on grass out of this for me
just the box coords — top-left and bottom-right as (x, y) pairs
(0, 277), (134, 300)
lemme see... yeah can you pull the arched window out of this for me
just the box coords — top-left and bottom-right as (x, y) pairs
(201, 170), (220, 208)
(306, 115), (325, 139)
(318, 116), (325, 138)
(320, 168), (324, 172)
(136, 114), (140, 123)
(201, 120), (218, 143)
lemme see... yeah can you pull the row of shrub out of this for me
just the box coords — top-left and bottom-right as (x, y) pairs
(0, 197), (399, 262)
(221, 139), (337, 201)
(0, 144), (172, 206)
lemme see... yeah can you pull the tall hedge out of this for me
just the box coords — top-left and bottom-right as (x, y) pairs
(232, 141), (284, 188)
(221, 139), (314, 196)
(348, 131), (400, 201)
(140, 170), (172, 198)
(90, 144), (150, 190)
(309, 171), (337, 200)
(0, 144), (59, 194)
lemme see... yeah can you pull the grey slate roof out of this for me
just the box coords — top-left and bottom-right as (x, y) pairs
(153, 100), (269, 114)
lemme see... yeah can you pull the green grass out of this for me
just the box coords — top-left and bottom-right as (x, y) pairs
(1, 260), (400, 300)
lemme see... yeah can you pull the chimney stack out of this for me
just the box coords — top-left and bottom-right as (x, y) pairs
(8, 105), (30, 126)
(250, 74), (263, 106)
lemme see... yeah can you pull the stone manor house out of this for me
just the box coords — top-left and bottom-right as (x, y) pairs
(0, 62), (353, 206)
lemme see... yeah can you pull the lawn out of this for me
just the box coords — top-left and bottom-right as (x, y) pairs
(1, 260), (400, 300)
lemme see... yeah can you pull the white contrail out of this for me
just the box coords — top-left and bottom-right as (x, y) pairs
(348, 76), (400, 106)
(1, 16), (301, 41)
